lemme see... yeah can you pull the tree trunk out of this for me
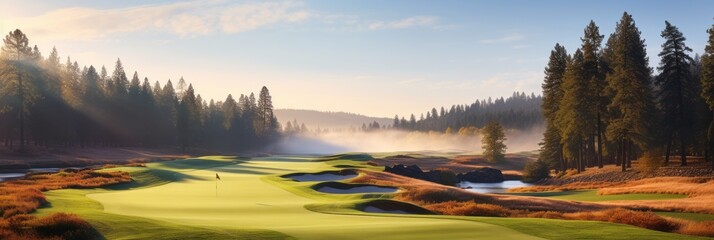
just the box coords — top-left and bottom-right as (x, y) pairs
(18, 72), (25, 152)
(625, 140), (635, 168)
(680, 128), (688, 166)
(621, 139), (627, 172)
(560, 145), (566, 173)
(597, 116), (603, 168)
(665, 132), (673, 165)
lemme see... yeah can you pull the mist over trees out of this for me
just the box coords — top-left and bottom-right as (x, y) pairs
(0, 29), (279, 152)
(532, 12), (714, 179)
(481, 121), (507, 163)
(393, 92), (543, 132)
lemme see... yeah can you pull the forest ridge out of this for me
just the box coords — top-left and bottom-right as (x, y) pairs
(0, 29), (280, 152)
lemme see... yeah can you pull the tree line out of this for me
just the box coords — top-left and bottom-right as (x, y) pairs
(392, 92), (543, 132)
(536, 12), (714, 176)
(0, 29), (279, 152)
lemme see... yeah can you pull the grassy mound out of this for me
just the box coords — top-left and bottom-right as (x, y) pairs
(316, 154), (375, 162)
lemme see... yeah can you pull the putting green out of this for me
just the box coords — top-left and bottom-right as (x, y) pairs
(35, 155), (707, 240)
(86, 157), (539, 240)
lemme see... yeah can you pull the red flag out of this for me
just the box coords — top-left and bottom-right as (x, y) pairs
(215, 173), (221, 180)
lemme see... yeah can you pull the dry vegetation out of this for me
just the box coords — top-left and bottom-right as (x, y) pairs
(0, 168), (131, 239)
(352, 170), (714, 237)
(512, 176), (714, 214)
(0, 147), (187, 171)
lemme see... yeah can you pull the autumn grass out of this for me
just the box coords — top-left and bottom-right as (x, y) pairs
(0, 169), (131, 239)
(350, 170), (714, 238)
(505, 190), (685, 202)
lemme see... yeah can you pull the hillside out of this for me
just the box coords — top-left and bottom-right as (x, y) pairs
(274, 109), (393, 130)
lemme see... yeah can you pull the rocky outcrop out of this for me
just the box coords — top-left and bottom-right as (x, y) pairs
(384, 164), (429, 180)
(385, 164), (500, 186)
(456, 168), (504, 183)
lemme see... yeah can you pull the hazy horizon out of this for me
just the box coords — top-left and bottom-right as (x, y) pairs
(2, 0), (713, 117)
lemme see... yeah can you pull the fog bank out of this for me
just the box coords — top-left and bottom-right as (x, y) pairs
(268, 127), (544, 155)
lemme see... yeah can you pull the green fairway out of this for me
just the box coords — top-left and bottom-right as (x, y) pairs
(35, 155), (708, 239)
(655, 211), (714, 222)
(504, 189), (686, 202)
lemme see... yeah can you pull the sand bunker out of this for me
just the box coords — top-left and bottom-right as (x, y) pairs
(360, 200), (432, 214)
(363, 206), (408, 214)
(313, 182), (397, 194)
(283, 169), (357, 182)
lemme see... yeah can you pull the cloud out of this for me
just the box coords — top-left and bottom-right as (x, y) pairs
(5, 0), (312, 41)
(479, 33), (524, 44)
(219, 2), (311, 33)
(367, 16), (438, 30)
(6, 1), (445, 41)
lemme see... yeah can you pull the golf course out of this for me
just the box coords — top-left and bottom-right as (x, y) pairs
(31, 155), (707, 239)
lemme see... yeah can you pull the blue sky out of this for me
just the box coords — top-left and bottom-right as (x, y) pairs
(1, 0), (713, 117)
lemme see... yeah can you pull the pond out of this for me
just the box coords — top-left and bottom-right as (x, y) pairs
(458, 180), (532, 194)
(0, 167), (82, 182)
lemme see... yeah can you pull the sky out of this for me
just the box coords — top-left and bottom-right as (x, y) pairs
(1, 0), (713, 118)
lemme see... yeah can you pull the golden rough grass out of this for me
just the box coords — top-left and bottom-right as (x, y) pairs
(352, 170), (714, 237)
(0, 169), (130, 239)
(351, 171), (609, 212)
(601, 178), (714, 214)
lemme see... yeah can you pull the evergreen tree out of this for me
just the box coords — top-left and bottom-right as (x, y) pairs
(581, 21), (606, 168)
(481, 121), (507, 163)
(177, 84), (199, 151)
(701, 21), (714, 170)
(0, 29), (34, 151)
(556, 49), (592, 172)
(540, 43), (568, 172)
(257, 86), (275, 137)
(656, 21), (695, 166)
(605, 12), (656, 172)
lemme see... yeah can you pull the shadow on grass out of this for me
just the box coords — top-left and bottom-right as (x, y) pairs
(504, 191), (586, 197)
(103, 168), (203, 190)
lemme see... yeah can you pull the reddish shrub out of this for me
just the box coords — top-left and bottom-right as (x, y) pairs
(677, 221), (714, 237)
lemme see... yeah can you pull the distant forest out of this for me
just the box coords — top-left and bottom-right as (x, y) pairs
(392, 92), (542, 132)
(535, 12), (714, 175)
(0, 29), (279, 152)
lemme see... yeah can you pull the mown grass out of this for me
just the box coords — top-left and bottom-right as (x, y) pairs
(504, 190), (686, 202)
(30, 154), (714, 239)
(35, 189), (292, 240)
(656, 212), (714, 222)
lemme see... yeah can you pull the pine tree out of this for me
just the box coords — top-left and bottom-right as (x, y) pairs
(111, 59), (128, 97)
(1, 29), (33, 150)
(557, 49), (592, 172)
(177, 84), (198, 151)
(540, 43), (568, 172)
(701, 21), (714, 170)
(605, 12), (656, 172)
(257, 86), (275, 137)
(481, 121), (507, 163)
(581, 21), (606, 168)
(656, 21), (694, 166)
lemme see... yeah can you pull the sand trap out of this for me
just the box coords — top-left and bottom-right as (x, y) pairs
(360, 200), (433, 214)
(363, 206), (409, 214)
(313, 182), (397, 194)
(317, 185), (397, 194)
(284, 169), (357, 182)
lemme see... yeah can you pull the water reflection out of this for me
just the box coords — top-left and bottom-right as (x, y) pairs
(458, 180), (532, 194)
